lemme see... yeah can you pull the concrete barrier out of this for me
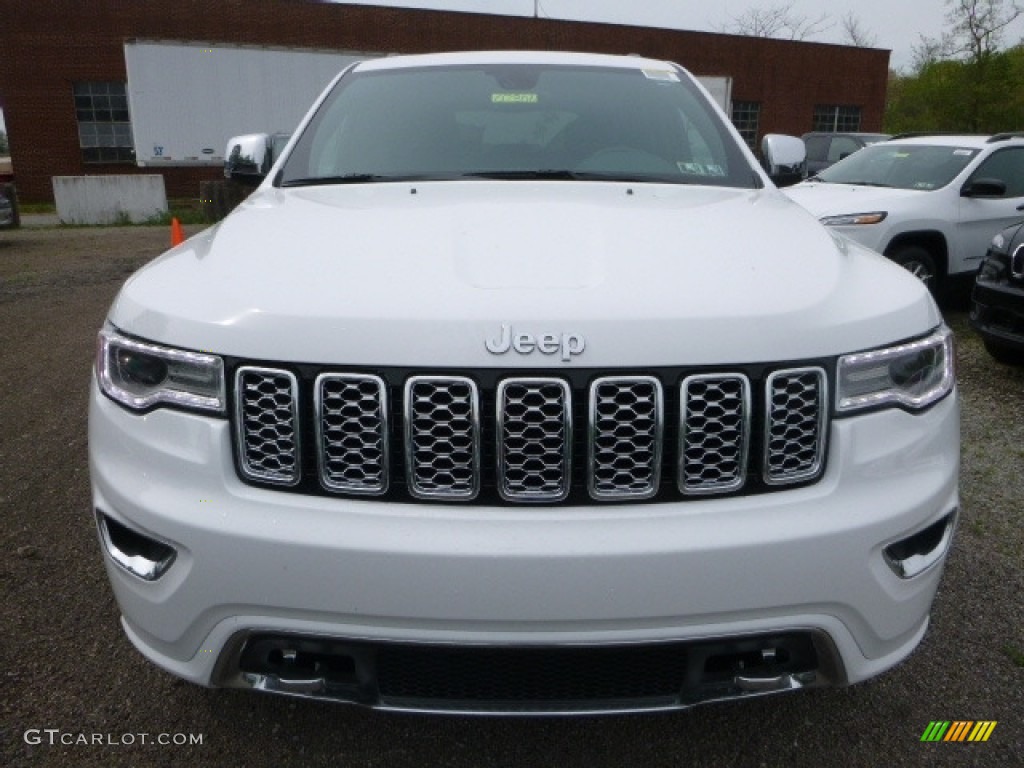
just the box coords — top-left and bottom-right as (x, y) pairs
(52, 175), (168, 225)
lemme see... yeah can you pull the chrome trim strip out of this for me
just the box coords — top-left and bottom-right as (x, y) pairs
(763, 367), (828, 486)
(234, 366), (301, 486)
(497, 377), (572, 502)
(679, 373), (751, 495)
(587, 376), (664, 500)
(404, 375), (481, 500)
(315, 373), (389, 496)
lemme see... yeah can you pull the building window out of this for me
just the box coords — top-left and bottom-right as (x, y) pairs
(74, 82), (134, 164)
(731, 101), (761, 149)
(812, 105), (862, 133)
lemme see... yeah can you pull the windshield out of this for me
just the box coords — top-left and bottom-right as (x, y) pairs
(816, 143), (979, 190)
(278, 63), (757, 188)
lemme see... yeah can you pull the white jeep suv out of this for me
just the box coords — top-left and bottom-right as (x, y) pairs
(89, 51), (959, 714)
(784, 133), (1024, 293)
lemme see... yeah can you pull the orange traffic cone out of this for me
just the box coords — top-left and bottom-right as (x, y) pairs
(170, 217), (185, 247)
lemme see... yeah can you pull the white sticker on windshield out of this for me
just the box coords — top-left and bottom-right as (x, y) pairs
(953, 149), (974, 156)
(678, 162), (706, 175)
(643, 69), (680, 82)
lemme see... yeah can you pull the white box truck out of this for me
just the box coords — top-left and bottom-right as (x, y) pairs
(124, 40), (733, 168)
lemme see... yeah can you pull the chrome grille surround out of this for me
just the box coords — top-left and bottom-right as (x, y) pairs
(235, 366), (300, 486)
(588, 376), (663, 500)
(1012, 242), (1024, 280)
(679, 374), (751, 495)
(764, 367), (828, 485)
(315, 373), (389, 495)
(404, 376), (481, 500)
(497, 378), (572, 502)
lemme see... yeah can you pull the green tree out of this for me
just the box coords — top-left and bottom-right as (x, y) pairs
(886, 1), (1024, 132)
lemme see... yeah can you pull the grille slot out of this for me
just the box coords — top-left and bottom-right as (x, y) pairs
(235, 367), (300, 486)
(764, 368), (827, 485)
(404, 376), (480, 500)
(588, 377), (663, 499)
(497, 378), (572, 502)
(679, 374), (751, 494)
(315, 374), (389, 494)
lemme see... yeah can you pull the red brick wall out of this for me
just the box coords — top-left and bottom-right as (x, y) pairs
(0, 0), (889, 202)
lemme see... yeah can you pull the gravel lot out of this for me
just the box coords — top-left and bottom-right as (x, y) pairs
(1, 223), (1021, 768)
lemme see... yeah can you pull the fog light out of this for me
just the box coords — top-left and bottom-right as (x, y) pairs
(96, 511), (177, 581)
(883, 511), (957, 579)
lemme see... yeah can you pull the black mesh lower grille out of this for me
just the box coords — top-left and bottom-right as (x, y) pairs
(376, 644), (688, 704)
(235, 632), (827, 712)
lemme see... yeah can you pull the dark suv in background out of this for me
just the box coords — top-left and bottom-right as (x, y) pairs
(802, 132), (890, 175)
(972, 220), (1024, 364)
(0, 184), (17, 228)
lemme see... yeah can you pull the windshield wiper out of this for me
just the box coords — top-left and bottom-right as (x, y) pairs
(281, 170), (695, 186)
(841, 180), (892, 188)
(460, 170), (691, 183)
(461, 170), (587, 180)
(280, 173), (451, 187)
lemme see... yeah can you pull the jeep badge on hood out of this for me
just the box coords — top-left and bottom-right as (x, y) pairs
(485, 324), (586, 362)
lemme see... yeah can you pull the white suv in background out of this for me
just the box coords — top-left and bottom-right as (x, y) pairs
(89, 51), (959, 715)
(784, 133), (1024, 294)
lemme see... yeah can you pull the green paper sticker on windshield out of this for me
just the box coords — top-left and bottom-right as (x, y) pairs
(492, 93), (539, 104)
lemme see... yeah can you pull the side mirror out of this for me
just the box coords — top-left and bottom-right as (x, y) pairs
(224, 133), (272, 186)
(961, 178), (1007, 198)
(762, 134), (807, 187)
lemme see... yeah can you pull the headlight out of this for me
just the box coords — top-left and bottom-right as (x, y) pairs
(96, 327), (225, 413)
(837, 326), (954, 413)
(820, 211), (887, 226)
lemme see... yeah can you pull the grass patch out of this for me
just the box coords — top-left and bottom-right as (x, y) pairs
(20, 198), (210, 228)
(1, 272), (40, 287)
(18, 202), (56, 215)
(1004, 645), (1024, 668)
(147, 198), (209, 226)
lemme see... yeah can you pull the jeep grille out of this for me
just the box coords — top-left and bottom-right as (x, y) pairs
(230, 366), (830, 503)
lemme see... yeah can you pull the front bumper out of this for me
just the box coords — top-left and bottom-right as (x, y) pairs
(971, 276), (1024, 351)
(89, 381), (960, 713)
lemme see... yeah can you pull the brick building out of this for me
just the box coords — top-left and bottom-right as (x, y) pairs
(0, 0), (890, 203)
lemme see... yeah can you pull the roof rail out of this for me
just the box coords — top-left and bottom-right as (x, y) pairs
(887, 131), (978, 140)
(987, 132), (1024, 143)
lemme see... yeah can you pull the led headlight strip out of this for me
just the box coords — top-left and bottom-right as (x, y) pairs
(96, 327), (225, 413)
(837, 325), (954, 413)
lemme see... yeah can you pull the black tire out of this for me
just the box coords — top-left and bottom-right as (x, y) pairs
(983, 339), (1024, 365)
(890, 246), (940, 295)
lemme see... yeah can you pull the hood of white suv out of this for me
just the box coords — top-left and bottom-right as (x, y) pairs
(110, 181), (940, 366)
(783, 181), (928, 218)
